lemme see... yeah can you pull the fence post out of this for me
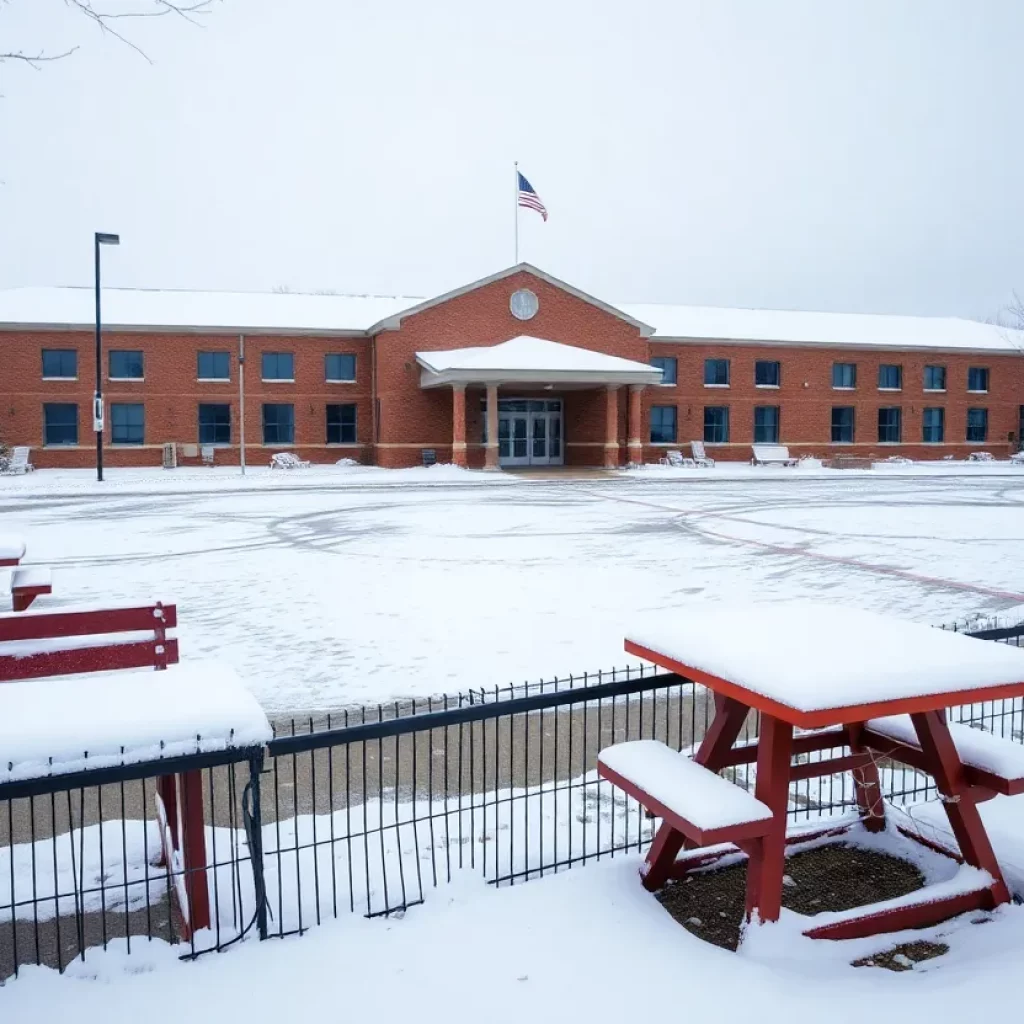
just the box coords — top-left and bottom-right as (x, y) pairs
(245, 750), (268, 941)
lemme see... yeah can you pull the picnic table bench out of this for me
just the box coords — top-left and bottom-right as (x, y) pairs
(601, 603), (1024, 941)
(751, 444), (798, 466)
(0, 601), (270, 939)
(0, 534), (53, 610)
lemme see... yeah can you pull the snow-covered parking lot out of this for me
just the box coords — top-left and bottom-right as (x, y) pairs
(2, 463), (1023, 714)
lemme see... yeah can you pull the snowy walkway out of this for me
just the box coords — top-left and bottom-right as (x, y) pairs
(2, 468), (1023, 712)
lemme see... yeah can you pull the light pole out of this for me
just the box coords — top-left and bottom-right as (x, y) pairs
(94, 232), (120, 482)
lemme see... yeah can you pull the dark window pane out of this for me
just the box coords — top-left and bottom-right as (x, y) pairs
(649, 405), (677, 444)
(198, 403), (231, 444)
(262, 352), (295, 380)
(831, 406), (855, 443)
(197, 351), (231, 379)
(924, 365), (946, 391)
(109, 350), (144, 379)
(650, 356), (677, 385)
(968, 367), (989, 392)
(110, 402), (144, 444)
(922, 407), (945, 443)
(704, 359), (730, 386)
(326, 403), (357, 443)
(42, 349), (77, 378)
(325, 353), (356, 382)
(878, 364), (902, 390)
(755, 361), (780, 387)
(878, 407), (902, 442)
(43, 403), (78, 446)
(703, 406), (729, 443)
(753, 406), (779, 443)
(262, 403), (295, 443)
(966, 408), (988, 442)
(832, 363), (856, 388)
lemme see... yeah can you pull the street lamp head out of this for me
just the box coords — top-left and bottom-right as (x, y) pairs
(95, 232), (120, 246)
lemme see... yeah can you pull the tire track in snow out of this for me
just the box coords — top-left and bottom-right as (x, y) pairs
(582, 488), (1024, 603)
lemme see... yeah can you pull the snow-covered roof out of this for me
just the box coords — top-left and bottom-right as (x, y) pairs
(0, 286), (420, 336)
(621, 301), (1024, 352)
(1, 276), (1022, 353)
(416, 335), (663, 387)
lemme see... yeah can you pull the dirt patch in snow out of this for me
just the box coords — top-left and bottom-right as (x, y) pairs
(656, 843), (925, 952)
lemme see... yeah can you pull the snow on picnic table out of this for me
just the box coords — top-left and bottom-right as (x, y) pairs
(0, 534), (25, 561)
(0, 663), (270, 783)
(628, 603), (1024, 715)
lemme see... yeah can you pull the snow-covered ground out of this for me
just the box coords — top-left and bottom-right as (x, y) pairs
(6, 804), (1024, 1023)
(2, 466), (1024, 713)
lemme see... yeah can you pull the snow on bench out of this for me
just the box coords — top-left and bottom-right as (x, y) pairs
(0, 534), (26, 566)
(0, 662), (271, 784)
(598, 739), (772, 842)
(751, 444), (798, 467)
(865, 714), (1024, 789)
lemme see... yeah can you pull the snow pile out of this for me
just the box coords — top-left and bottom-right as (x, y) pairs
(628, 602), (1024, 716)
(0, 663), (271, 782)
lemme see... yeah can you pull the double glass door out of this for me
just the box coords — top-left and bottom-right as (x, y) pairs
(495, 399), (563, 466)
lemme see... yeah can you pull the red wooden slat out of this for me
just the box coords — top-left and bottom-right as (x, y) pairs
(0, 604), (176, 643)
(0, 639), (180, 682)
(804, 887), (990, 940)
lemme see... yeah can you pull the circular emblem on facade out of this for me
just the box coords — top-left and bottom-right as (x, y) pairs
(509, 288), (539, 321)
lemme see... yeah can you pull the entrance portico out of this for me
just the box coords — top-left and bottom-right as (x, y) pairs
(416, 336), (661, 470)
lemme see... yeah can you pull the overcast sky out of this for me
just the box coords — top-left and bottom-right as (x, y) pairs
(1, 0), (1022, 320)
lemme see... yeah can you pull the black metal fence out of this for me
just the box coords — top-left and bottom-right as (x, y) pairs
(3, 621), (1023, 979)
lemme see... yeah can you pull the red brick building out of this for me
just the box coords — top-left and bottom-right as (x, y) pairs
(2, 264), (1022, 469)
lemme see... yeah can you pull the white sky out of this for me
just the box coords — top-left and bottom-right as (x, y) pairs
(1, 0), (1022, 320)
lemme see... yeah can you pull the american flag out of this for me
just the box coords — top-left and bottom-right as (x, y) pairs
(517, 171), (548, 221)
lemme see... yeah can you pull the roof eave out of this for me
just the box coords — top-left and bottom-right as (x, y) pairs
(419, 367), (663, 388)
(0, 322), (370, 338)
(648, 334), (1022, 355)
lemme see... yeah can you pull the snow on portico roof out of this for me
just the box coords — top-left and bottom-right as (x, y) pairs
(416, 335), (663, 386)
(621, 301), (1024, 352)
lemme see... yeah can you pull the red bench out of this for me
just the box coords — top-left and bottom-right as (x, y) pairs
(0, 602), (211, 938)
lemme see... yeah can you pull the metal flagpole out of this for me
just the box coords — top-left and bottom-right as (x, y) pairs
(514, 160), (519, 264)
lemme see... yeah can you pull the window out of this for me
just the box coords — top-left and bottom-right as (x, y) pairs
(262, 403), (294, 444)
(261, 352), (294, 381)
(325, 353), (356, 382)
(878, 364), (902, 390)
(968, 367), (989, 393)
(923, 365), (946, 391)
(43, 403), (78, 446)
(922, 407), (944, 443)
(832, 363), (856, 389)
(197, 351), (230, 380)
(831, 407), (855, 443)
(753, 406), (779, 443)
(649, 405), (677, 444)
(198, 403), (231, 445)
(755, 360), (780, 387)
(966, 408), (988, 442)
(704, 358), (730, 386)
(109, 350), (144, 379)
(650, 356), (677, 385)
(42, 349), (77, 379)
(704, 406), (730, 443)
(110, 403), (144, 444)
(326, 403), (357, 443)
(878, 407), (902, 443)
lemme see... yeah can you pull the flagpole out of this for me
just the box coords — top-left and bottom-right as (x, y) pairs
(513, 160), (519, 264)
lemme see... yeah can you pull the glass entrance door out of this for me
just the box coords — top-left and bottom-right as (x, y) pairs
(495, 398), (563, 467)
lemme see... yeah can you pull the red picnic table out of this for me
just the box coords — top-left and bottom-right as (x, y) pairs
(0, 534), (52, 611)
(598, 604), (1024, 940)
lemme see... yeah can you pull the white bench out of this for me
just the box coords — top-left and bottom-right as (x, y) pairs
(864, 715), (1024, 794)
(598, 739), (772, 845)
(1010, 452), (1024, 465)
(689, 440), (715, 468)
(1, 447), (34, 475)
(658, 449), (695, 468)
(751, 444), (798, 467)
(269, 452), (311, 470)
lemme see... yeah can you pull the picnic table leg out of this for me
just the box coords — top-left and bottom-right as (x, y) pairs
(911, 710), (1010, 906)
(642, 694), (750, 888)
(745, 713), (793, 923)
(848, 724), (885, 833)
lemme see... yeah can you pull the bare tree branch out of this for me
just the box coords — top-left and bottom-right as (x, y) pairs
(0, 1), (218, 66)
